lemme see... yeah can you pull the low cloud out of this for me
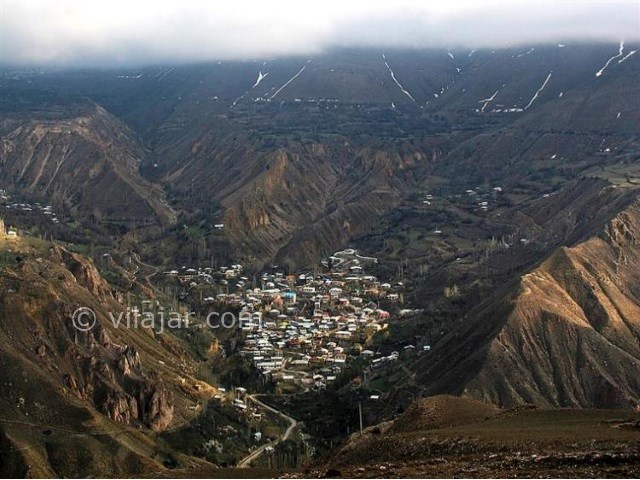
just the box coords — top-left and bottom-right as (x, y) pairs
(1, 0), (638, 67)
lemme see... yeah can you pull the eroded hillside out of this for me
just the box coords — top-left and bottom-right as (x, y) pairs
(411, 187), (640, 408)
(0, 235), (216, 477)
(0, 103), (175, 230)
(3, 43), (637, 268)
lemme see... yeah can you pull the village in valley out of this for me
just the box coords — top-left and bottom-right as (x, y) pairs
(0, 192), (431, 461)
(0, 182), (429, 414)
(162, 248), (429, 402)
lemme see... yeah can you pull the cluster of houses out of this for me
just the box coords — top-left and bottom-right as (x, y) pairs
(164, 263), (246, 290)
(463, 186), (504, 212)
(420, 185), (505, 219)
(159, 248), (429, 394)
(214, 387), (263, 423)
(210, 250), (419, 392)
(0, 190), (60, 226)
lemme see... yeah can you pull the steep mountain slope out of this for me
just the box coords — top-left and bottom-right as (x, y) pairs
(37, 43), (636, 113)
(0, 235), (214, 477)
(435, 50), (640, 186)
(0, 102), (175, 230)
(134, 42), (640, 266)
(217, 140), (446, 267)
(2, 43), (637, 266)
(0, 43), (640, 475)
(412, 185), (640, 408)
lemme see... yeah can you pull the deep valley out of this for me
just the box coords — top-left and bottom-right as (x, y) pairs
(1, 39), (639, 477)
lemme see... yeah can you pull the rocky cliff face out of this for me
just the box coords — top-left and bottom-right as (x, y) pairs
(0, 236), (209, 476)
(220, 144), (410, 267)
(0, 241), (176, 427)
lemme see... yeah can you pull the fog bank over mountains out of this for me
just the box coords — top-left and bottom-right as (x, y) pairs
(2, 0), (639, 67)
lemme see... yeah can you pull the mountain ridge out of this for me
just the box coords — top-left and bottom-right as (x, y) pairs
(412, 189), (640, 408)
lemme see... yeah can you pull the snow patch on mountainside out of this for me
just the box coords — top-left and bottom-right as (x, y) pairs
(524, 72), (552, 109)
(618, 50), (637, 64)
(595, 41), (625, 76)
(271, 60), (310, 99)
(517, 47), (535, 58)
(382, 53), (416, 103)
(479, 89), (499, 112)
(253, 70), (269, 88)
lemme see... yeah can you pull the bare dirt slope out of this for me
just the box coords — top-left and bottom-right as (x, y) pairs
(0, 103), (175, 229)
(413, 190), (640, 408)
(389, 395), (500, 433)
(316, 396), (640, 478)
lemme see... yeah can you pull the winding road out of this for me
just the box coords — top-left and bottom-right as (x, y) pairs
(237, 395), (297, 468)
(131, 253), (160, 294)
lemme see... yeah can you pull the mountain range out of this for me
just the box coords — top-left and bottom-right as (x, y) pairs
(1, 41), (640, 476)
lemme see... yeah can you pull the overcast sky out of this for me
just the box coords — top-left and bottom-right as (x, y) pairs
(1, 0), (639, 67)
